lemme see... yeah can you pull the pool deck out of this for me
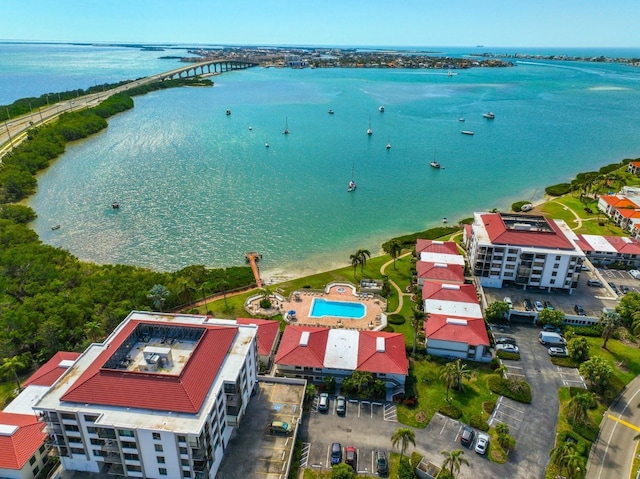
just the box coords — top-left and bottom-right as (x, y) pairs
(280, 284), (387, 330)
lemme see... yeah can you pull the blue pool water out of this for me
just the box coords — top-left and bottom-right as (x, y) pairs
(310, 299), (366, 319)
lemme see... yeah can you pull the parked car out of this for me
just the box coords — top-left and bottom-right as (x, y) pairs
(345, 446), (357, 470)
(318, 392), (329, 412)
(544, 301), (554, 310)
(496, 336), (517, 346)
(542, 324), (562, 334)
(630, 269), (640, 279)
(331, 443), (342, 465)
(269, 421), (292, 434)
(336, 396), (346, 416)
(503, 297), (513, 309)
(548, 346), (569, 357)
(580, 264), (591, 272)
(608, 282), (621, 295)
(539, 331), (567, 346)
(621, 285), (631, 294)
(460, 426), (475, 447)
(523, 298), (533, 311)
(496, 343), (519, 354)
(475, 433), (490, 455)
(375, 450), (389, 474)
(534, 300), (544, 312)
(574, 304), (587, 316)
(587, 279), (604, 287)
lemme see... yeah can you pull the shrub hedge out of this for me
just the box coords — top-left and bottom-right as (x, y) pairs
(545, 183), (572, 196)
(438, 403), (463, 419)
(469, 414), (490, 431)
(387, 314), (406, 325)
(488, 376), (532, 404)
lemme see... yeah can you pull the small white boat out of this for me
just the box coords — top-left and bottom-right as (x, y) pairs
(348, 180), (357, 192)
(249, 126), (253, 130)
(282, 116), (289, 135)
(225, 109), (231, 116)
(430, 161), (441, 168)
(386, 143), (391, 150)
(443, 217), (448, 223)
(51, 224), (61, 230)
(483, 112), (495, 119)
(366, 116), (372, 135)
(328, 109), (334, 115)
(461, 130), (474, 135)
(458, 117), (465, 122)
(378, 105), (385, 112)
(265, 143), (270, 148)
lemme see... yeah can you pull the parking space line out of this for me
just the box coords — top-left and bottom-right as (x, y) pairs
(383, 403), (397, 421)
(299, 442), (310, 468)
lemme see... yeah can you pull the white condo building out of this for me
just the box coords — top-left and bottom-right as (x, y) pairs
(33, 311), (258, 479)
(466, 212), (585, 290)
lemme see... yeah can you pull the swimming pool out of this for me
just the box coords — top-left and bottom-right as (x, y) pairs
(309, 299), (365, 319)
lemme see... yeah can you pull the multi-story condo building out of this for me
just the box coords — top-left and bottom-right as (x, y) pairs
(33, 311), (258, 479)
(466, 212), (585, 290)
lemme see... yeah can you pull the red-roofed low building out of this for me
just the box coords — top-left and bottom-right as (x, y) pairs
(0, 412), (48, 479)
(236, 318), (281, 371)
(627, 161), (640, 175)
(22, 351), (80, 388)
(575, 234), (640, 268)
(33, 311), (258, 479)
(468, 212), (585, 290)
(275, 326), (408, 398)
(425, 314), (491, 362)
(416, 261), (465, 286)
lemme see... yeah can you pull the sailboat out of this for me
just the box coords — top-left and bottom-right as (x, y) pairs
(282, 117), (289, 135)
(366, 116), (372, 136)
(386, 136), (391, 150)
(430, 151), (441, 169)
(347, 164), (357, 192)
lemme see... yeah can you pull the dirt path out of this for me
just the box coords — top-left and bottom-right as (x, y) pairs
(380, 251), (414, 314)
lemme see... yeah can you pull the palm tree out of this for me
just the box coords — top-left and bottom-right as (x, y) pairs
(0, 356), (25, 393)
(349, 253), (361, 279)
(356, 248), (371, 274)
(567, 392), (592, 426)
(147, 284), (170, 312)
(495, 422), (510, 450)
(549, 440), (577, 468)
(440, 449), (469, 479)
(388, 240), (402, 270)
(214, 278), (230, 309)
(439, 361), (457, 402)
(601, 310), (620, 350)
(494, 364), (508, 377)
(450, 359), (471, 391)
(411, 309), (427, 355)
(390, 427), (416, 459)
(199, 281), (212, 315)
(561, 451), (586, 479)
(175, 277), (196, 308)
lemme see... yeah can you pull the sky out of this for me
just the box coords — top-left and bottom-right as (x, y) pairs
(1, 0), (639, 48)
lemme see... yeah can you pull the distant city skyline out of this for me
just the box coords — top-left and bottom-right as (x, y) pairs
(2, 0), (639, 48)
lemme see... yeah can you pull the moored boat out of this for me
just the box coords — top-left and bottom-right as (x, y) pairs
(430, 161), (441, 168)
(51, 224), (61, 230)
(461, 130), (474, 135)
(328, 109), (334, 115)
(366, 116), (372, 135)
(483, 112), (495, 119)
(378, 105), (385, 112)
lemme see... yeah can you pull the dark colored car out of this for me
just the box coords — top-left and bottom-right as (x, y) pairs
(331, 443), (342, 465)
(375, 450), (389, 474)
(574, 304), (586, 316)
(460, 426), (475, 447)
(345, 446), (357, 470)
(544, 301), (554, 310)
(336, 395), (346, 416)
(523, 298), (533, 311)
(609, 282), (621, 295)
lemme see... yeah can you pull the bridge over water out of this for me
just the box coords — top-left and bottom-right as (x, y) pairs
(1, 59), (259, 156)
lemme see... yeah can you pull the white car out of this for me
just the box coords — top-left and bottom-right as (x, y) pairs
(503, 297), (513, 309)
(548, 347), (568, 357)
(475, 433), (490, 455)
(630, 270), (640, 280)
(496, 343), (519, 354)
(534, 301), (544, 312)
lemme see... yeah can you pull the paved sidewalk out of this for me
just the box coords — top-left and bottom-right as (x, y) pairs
(586, 375), (640, 479)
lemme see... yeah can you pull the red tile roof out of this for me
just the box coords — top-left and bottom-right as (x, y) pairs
(0, 412), (46, 470)
(23, 352), (81, 388)
(615, 208), (640, 219)
(421, 283), (479, 303)
(630, 161), (640, 169)
(599, 195), (639, 208)
(356, 331), (408, 375)
(479, 213), (574, 249)
(425, 315), (490, 346)
(274, 326), (329, 368)
(60, 320), (237, 414)
(236, 318), (280, 357)
(416, 262), (465, 283)
(416, 239), (459, 255)
(603, 235), (640, 254)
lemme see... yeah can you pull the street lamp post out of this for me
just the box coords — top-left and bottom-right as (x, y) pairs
(4, 119), (14, 149)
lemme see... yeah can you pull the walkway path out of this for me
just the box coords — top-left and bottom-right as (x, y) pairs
(586, 375), (640, 479)
(379, 251), (413, 314)
(550, 199), (584, 230)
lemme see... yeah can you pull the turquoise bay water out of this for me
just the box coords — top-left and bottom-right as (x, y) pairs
(4, 44), (640, 279)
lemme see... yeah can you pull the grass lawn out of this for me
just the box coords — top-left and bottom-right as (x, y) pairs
(397, 358), (497, 428)
(539, 195), (626, 236)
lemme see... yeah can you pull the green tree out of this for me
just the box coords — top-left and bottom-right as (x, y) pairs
(600, 310), (620, 350)
(349, 253), (361, 279)
(549, 440), (576, 468)
(199, 281), (212, 315)
(147, 284), (170, 312)
(350, 370), (373, 395)
(615, 291), (640, 326)
(389, 240), (402, 270)
(214, 278), (230, 309)
(174, 276), (196, 308)
(450, 359), (471, 391)
(567, 392), (593, 426)
(412, 309), (427, 355)
(538, 308), (565, 327)
(356, 248), (372, 274)
(579, 356), (613, 393)
(561, 451), (586, 479)
(391, 427), (416, 459)
(495, 422), (513, 451)
(0, 356), (25, 393)
(440, 449), (469, 479)
(330, 462), (356, 479)
(439, 361), (457, 401)
(567, 336), (590, 362)
(484, 301), (510, 323)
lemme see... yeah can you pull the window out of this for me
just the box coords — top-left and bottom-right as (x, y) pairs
(155, 444), (164, 452)
(33, 466), (40, 476)
(159, 467), (168, 476)
(119, 429), (135, 437)
(556, 255), (561, 260)
(39, 444), (46, 454)
(87, 426), (98, 434)
(127, 465), (142, 473)
(157, 456), (166, 464)
(122, 441), (136, 449)
(84, 414), (99, 422)
(179, 447), (188, 455)
(153, 432), (161, 440)
(65, 425), (80, 432)
(554, 263), (560, 269)
(177, 435), (186, 443)
(124, 453), (139, 461)
(70, 447), (85, 455)
(183, 472), (192, 478)
(551, 272), (558, 277)
(60, 413), (76, 420)
(90, 438), (102, 445)
(181, 459), (190, 466)
(30, 456), (36, 466)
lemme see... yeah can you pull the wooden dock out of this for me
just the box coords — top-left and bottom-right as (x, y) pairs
(245, 252), (263, 288)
